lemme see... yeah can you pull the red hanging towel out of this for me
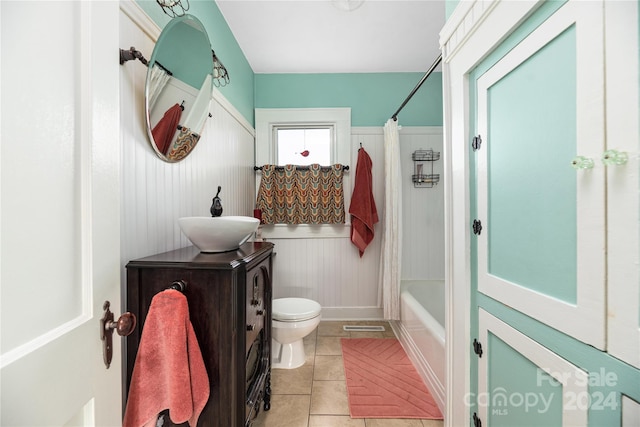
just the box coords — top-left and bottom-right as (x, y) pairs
(151, 103), (182, 155)
(123, 289), (209, 427)
(349, 148), (379, 257)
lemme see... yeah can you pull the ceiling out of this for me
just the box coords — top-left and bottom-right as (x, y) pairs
(215, 0), (446, 74)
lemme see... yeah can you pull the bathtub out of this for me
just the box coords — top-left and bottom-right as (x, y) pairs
(396, 280), (445, 413)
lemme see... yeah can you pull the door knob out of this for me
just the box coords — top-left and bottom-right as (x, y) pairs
(100, 300), (137, 369)
(571, 156), (594, 169)
(601, 149), (628, 166)
(105, 311), (136, 336)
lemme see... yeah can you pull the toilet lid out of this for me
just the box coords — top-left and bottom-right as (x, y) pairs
(272, 298), (321, 321)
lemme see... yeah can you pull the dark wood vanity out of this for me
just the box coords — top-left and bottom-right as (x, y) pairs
(124, 242), (274, 427)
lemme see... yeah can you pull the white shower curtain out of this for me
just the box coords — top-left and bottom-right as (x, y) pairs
(183, 73), (213, 132)
(378, 118), (403, 320)
(147, 63), (171, 110)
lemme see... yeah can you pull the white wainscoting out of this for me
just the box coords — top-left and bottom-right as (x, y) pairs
(399, 127), (445, 281)
(269, 127), (444, 320)
(119, 3), (443, 317)
(119, 5), (256, 275)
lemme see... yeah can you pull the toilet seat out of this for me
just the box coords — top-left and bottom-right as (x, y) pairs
(273, 298), (321, 321)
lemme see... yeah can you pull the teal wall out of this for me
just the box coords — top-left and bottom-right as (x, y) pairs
(136, 0), (255, 125)
(136, 1), (443, 128)
(255, 72), (443, 127)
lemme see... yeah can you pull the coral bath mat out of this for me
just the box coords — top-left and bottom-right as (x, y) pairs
(341, 338), (443, 419)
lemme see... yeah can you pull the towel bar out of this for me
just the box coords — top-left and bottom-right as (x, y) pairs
(166, 280), (187, 293)
(254, 165), (349, 171)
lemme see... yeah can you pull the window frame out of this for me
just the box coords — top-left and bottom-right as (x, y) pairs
(255, 108), (352, 238)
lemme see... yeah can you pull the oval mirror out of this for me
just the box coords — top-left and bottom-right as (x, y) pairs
(146, 14), (214, 162)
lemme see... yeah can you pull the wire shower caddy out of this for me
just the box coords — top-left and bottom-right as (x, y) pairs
(412, 149), (440, 188)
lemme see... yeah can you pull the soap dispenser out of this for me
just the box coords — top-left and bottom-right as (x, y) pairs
(210, 186), (223, 217)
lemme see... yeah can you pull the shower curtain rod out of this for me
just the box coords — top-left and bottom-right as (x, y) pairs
(391, 53), (443, 121)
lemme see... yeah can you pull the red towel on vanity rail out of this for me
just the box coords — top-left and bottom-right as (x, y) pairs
(349, 147), (379, 257)
(123, 289), (209, 427)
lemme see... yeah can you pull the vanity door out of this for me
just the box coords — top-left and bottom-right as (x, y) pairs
(245, 257), (272, 424)
(245, 262), (269, 352)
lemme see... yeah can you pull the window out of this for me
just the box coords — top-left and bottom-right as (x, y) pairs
(256, 108), (350, 168)
(255, 108), (352, 238)
(275, 126), (333, 166)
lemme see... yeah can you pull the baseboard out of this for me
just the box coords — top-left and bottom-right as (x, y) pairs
(391, 320), (446, 415)
(320, 306), (383, 320)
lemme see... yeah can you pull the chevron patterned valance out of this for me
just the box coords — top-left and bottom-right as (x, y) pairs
(256, 164), (345, 224)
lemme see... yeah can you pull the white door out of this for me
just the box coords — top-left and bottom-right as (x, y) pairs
(477, 309), (589, 426)
(604, 0), (640, 370)
(475, 0), (607, 349)
(1, 1), (122, 425)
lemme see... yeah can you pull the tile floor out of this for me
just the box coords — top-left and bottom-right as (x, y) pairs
(253, 320), (444, 427)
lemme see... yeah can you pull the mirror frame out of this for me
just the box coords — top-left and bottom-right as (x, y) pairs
(145, 14), (214, 163)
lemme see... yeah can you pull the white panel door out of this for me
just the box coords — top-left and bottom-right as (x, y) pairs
(477, 309), (589, 426)
(476, 0), (606, 349)
(622, 396), (640, 427)
(603, 0), (640, 370)
(1, 1), (122, 425)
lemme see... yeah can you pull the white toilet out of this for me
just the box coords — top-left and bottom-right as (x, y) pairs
(271, 297), (322, 369)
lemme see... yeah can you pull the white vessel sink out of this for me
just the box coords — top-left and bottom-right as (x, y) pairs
(178, 216), (260, 253)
